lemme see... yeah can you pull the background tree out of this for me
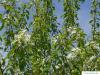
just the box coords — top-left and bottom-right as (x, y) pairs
(0, 0), (99, 75)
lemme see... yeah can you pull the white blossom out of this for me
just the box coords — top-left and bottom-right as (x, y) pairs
(93, 43), (100, 50)
(67, 47), (81, 60)
(67, 27), (73, 32)
(24, 32), (31, 42)
(71, 30), (76, 34)
(55, 64), (61, 69)
(55, 65), (59, 69)
(12, 29), (31, 45)
(71, 47), (81, 53)
(67, 27), (77, 34)
(85, 41), (100, 50)
(89, 55), (96, 61)
(67, 52), (76, 59)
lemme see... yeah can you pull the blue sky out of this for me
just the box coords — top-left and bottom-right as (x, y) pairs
(78, 0), (91, 36)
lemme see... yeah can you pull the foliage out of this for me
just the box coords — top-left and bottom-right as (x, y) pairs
(0, 0), (100, 75)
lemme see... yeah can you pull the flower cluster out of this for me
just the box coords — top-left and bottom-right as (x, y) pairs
(67, 27), (77, 35)
(12, 29), (31, 46)
(89, 55), (96, 61)
(71, 47), (81, 53)
(66, 47), (81, 60)
(85, 41), (100, 50)
(67, 52), (76, 60)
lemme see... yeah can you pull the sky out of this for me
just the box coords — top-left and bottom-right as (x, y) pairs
(0, 0), (92, 57)
(53, 0), (92, 36)
(78, 0), (91, 36)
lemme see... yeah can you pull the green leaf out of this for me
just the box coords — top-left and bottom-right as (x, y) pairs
(0, 14), (2, 20)
(0, 24), (4, 30)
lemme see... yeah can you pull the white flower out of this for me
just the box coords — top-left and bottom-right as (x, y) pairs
(67, 27), (77, 34)
(71, 27), (77, 34)
(24, 32), (31, 42)
(85, 41), (100, 50)
(71, 47), (81, 53)
(71, 30), (76, 34)
(67, 27), (72, 32)
(89, 55), (96, 61)
(55, 65), (59, 69)
(67, 52), (76, 59)
(66, 47), (81, 60)
(93, 43), (100, 50)
(12, 29), (31, 45)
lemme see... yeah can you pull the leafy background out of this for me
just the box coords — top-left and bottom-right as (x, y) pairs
(0, 0), (100, 75)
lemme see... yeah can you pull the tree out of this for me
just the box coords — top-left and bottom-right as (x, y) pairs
(0, 0), (99, 75)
